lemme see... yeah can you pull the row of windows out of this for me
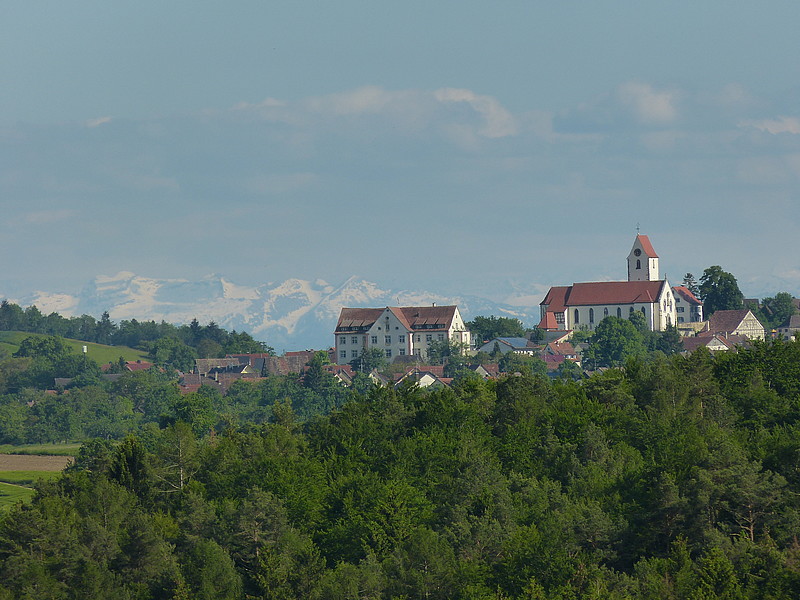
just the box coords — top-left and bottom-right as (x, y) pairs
(340, 333), (444, 345)
(573, 306), (646, 325)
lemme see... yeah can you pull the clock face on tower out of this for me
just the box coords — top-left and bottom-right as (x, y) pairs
(633, 249), (641, 256)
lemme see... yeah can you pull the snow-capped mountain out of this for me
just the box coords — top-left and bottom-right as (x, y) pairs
(9, 273), (542, 351)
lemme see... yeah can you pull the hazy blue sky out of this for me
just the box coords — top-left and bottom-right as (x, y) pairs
(3, 2), (800, 303)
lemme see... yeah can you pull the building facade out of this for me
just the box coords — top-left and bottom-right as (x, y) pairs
(539, 235), (677, 332)
(334, 305), (471, 365)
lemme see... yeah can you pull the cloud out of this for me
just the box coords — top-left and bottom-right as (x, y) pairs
(16, 209), (75, 225)
(85, 116), (112, 128)
(293, 86), (518, 141)
(434, 88), (518, 138)
(740, 116), (800, 135)
(616, 82), (679, 124)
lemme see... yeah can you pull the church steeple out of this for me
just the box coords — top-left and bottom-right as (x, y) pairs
(627, 234), (659, 281)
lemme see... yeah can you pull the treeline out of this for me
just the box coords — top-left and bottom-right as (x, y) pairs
(2, 338), (800, 598)
(0, 300), (272, 358)
(0, 349), (356, 444)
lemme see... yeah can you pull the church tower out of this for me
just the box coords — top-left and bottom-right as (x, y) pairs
(627, 234), (659, 281)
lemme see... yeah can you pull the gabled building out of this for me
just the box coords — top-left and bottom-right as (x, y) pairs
(776, 314), (800, 339)
(702, 309), (765, 341)
(682, 333), (744, 354)
(334, 305), (471, 365)
(477, 337), (539, 355)
(539, 235), (677, 333)
(672, 286), (703, 323)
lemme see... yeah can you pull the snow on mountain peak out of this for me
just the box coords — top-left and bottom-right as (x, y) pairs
(7, 273), (542, 351)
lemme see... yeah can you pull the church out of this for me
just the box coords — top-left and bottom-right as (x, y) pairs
(538, 235), (677, 332)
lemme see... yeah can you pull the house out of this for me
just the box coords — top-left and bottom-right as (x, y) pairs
(539, 235), (677, 333)
(334, 305), (471, 365)
(477, 337), (539, 355)
(702, 309), (765, 341)
(672, 286), (703, 323)
(682, 334), (744, 354)
(776, 315), (800, 339)
(394, 366), (450, 389)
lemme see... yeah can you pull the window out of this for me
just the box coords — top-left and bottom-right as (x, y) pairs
(437, 333), (444, 341)
(398, 335), (405, 343)
(617, 307), (622, 318)
(677, 306), (685, 313)
(371, 336), (378, 344)
(629, 307), (634, 314)
(385, 349), (392, 358)
(399, 349), (405, 356)
(385, 335), (391, 344)
(426, 334), (432, 342)
(351, 350), (359, 358)
(351, 336), (358, 344)
(555, 312), (565, 323)
(339, 350), (346, 359)
(641, 307), (646, 314)
(636, 259), (641, 269)
(574, 309), (579, 324)
(604, 307), (609, 317)
(416, 335), (421, 342)
(339, 336), (347, 345)
(589, 308), (594, 324)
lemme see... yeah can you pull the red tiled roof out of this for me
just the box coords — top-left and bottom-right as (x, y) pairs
(538, 312), (559, 330)
(565, 281), (666, 306)
(336, 306), (459, 332)
(539, 286), (570, 310)
(672, 286), (702, 305)
(706, 309), (754, 334)
(126, 361), (153, 372)
(637, 235), (659, 258)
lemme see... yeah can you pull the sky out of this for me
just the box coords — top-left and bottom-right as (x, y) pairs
(3, 1), (800, 305)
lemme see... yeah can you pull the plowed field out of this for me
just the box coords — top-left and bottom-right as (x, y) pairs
(0, 455), (72, 471)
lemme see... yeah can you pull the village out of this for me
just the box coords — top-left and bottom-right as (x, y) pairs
(167, 234), (799, 395)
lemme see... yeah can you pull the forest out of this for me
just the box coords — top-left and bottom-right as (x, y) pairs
(1, 334), (800, 598)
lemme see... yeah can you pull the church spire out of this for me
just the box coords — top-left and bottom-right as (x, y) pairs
(627, 234), (660, 281)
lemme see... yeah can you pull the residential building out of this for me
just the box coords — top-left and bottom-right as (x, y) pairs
(539, 235), (677, 333)
(672, 286), (703, 323)
(776, 314), (800, 339)
(477, 337), (540, 355)
(702, 309), (765, 341)
(334, 305), (471, 365)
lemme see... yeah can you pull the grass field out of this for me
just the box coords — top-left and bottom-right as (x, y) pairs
(0, 458), (69, 512)
(0, 443), (82, 456)
(0, 482), (36, 510)
(0, 331), (150, 365)
(0, 470), (63, 485)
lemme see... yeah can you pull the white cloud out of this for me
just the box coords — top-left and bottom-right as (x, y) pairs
(741, 116), (800, 135)
(16, 209), (75, 225)
(434, 87), (518, 138)
(85, 116), (112, 128)
(617, 82), (679, 124)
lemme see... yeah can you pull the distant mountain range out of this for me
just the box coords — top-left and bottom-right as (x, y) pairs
(7, 272), (543, 351)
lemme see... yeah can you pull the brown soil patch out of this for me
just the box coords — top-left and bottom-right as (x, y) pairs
(0, 455), (73, 472)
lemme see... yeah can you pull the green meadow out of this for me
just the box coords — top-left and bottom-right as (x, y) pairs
(0, 331), (149, 365)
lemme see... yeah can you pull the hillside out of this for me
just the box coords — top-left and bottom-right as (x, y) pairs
(0, 331), (150, 365)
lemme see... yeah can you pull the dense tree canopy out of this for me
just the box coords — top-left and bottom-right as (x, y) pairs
(467, 315), (527, 344)
(699, 265), (744, 316)
(3, 338), (800, 597)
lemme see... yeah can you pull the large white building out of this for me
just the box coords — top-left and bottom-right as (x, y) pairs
(334, 305), (471, 364)
(539, 235), (678, 332)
